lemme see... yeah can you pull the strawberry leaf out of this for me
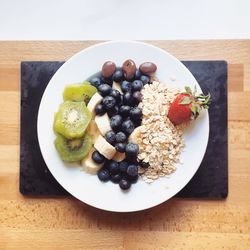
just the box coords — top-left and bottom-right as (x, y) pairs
(191, 105), (197, 114)
(190, 103), (200, 119)
(180, 96), (191, 105)
(184, 86), (192, 94)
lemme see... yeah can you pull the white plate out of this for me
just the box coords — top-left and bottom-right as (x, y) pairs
(37, 41), (209, 212)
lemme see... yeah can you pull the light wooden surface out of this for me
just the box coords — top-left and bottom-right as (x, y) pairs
(0, 41), (250, 250)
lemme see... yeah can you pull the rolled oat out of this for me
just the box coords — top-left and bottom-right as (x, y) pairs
(137, 81), (185, 183)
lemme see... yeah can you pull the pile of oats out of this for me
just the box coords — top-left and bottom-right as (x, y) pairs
(137, 81), (185, 183)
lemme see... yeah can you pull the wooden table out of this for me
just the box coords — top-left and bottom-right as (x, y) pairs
(0, 41), (250, 249)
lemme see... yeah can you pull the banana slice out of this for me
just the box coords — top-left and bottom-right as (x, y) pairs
(112, 152), (125, 162)
(129, 126), (142, 143)
(95, 113), (112, 136)
(86, 120), (100, 142)
(87, 92), (103, 113)
(81, 148), (103, 174)
(113, 81), (122, 93)
(94, 135), (116, 159)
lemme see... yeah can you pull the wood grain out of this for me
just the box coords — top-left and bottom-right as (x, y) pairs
(0, 41), (250, 249)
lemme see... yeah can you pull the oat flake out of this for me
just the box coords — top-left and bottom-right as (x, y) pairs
(137, 81), (185, 183)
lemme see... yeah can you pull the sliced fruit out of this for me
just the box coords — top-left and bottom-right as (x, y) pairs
(95, 113), (112, 136)
(63, 82), (97, 103)
(112, 152), (125, 162)
(54, 101), (92, 139)
(53, 112), (58, 132)
(87, 92), (103, 113)
(86, 120), (100, 142)
(112, 81), (122, 93)
(54, 133), (92, 162)
(94, 135), (116, 160)
(81, 148), (103, 174)
(129, 126), (142, 143)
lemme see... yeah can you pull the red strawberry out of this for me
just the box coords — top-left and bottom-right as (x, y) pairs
(168, 86), (210, 125)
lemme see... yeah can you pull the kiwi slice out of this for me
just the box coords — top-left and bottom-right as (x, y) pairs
(54, 101), (92, 139)
(55, 133), (93, 162)
(63, 81), (97, 103)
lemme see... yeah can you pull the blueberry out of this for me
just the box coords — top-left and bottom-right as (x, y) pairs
(110, 115), (123, 131)
(117, 95), (123, 107)
(89, 77), (101, 88)
(98, 84), (111, 96)
(121, 119), (135, 135)
(115, 132), (127, 143)
(109, 89), (121, 102)
(102, 96), (116, 110)
(140, 75), (150, 85)
(126, 174), (139, 184)
(121, 80), (132, 93)
(127, 164), (138, 177)
(119, 161), (129, 173)
(125, 155), (138, 163)
(112, 69), (124, 82)
(110, 173), (123, 183)
(92, 150), (105, 164)
(123, 92), (134, 106)
(107, 105), (119, 118)
(132, 91), (142, 105)
(107, 160), (119, 174)
(119, 179), (131, 190)
(131, 80), (143, 92)
(133, 119), (142, 128)
(100, 75), (113, 86)
(139, 161), (150, 168)
(130, 107), (142, 121)
(97, 168), (110, 182)
(103, 160), (110, 169)
(105, 131), (116, 145)
(119, 105), (131, 118)
(134, 69), (142, 80)
(125, 142), (139, 157)
(95, 103), (106, 115)
(115, 142), (126, 153)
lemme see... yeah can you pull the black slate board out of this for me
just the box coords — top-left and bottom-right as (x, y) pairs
(20, 61), (228, 198)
